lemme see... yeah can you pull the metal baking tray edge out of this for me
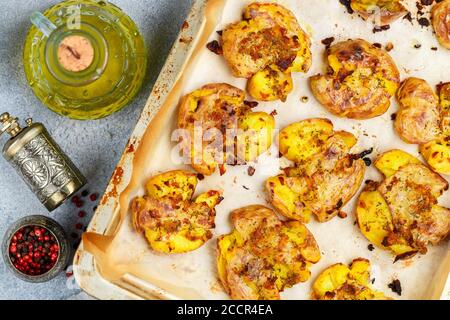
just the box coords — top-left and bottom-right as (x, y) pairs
(73, 0), (207, 300)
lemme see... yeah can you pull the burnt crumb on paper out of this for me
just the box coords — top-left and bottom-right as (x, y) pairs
(391, 113), (397, 120)
(394, 250), (418, 263)
(247, 166), (256, 176)
(338, 211), (347, 219)
(373, 42), (382, 48)
(270, 109), (278, 116)
(206, 40), (223, 55)
(339, 0), (354, 14)
(418, 17), (430, 27)
(420, 0), (434, 5)
(321, 36), (335, 49)
(242, 185), (250, 190)
(373, 25), (390, 33)
(197, 173), (205, 181)
(244, 100), (259, 108)
(403, 12), (413, 23)
(385, 42), (394, 52)
(368, 244), (375, 251)
(388, 279), (402, 296)
(352, 148), (374, 160)
(363, 158), (372, 166)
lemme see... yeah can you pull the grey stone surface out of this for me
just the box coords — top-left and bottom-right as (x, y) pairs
(0, 0), (193, 300)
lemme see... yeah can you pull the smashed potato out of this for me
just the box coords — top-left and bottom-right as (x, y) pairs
(312, 258), (389, 300)
(310, 39), (400, 119)
(221, 3), (311, 101)
(247, 65), (293, 102)
(177, 83), (274, 176)
(266, 119), (365, 223)
(217, 205), (320, 300)
(395, 79), (450, 174)
(350, 0), (408, 26)
(131, 170), (223, 254)
(395, 78), (441, 145)
(432, 0), (450, 49)
(356, 150), (450, 260)
(440, 82), (450, 112)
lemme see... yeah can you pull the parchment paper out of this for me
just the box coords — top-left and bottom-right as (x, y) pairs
(83, 0), (450, 300)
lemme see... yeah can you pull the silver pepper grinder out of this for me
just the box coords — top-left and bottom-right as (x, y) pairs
(0, 113), (86, 211)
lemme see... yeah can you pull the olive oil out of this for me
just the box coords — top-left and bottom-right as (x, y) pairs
(23, 0), (147, 120)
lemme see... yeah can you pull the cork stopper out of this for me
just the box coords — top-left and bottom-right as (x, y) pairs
(57, 35), (94, 72)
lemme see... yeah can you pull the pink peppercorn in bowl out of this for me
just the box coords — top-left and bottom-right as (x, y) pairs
(2, 215), (70, 282)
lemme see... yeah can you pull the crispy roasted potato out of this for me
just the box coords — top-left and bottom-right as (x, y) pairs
(439, 82), (450, 112)
(312, 258), (389, 300)
(310, 39), (400, 119)
(394, 79), (450, 174)
(356, 151), (450, 259)
(266, 119), (365, 223)
(221, 3), (311, 101)
(217, 205), (320, 300)
(420, 139), (450, 175)
(350, 0), (408, 26)
(395, 78), (441, 145)
(432, 0), (450, 49)
(374, 149), (421, 177)
(438, 82), (450, 134)
(356, 183), (417, 257)
(131, 170), (223, 254)
(178, 83), (274, 176)
(278, 118), (334, 164)
(246, 65), (293, 102)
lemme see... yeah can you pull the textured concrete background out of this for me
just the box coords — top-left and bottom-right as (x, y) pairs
(0, 0), (193, 299)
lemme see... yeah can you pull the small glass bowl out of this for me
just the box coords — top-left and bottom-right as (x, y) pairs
(2, 215), (70, 282)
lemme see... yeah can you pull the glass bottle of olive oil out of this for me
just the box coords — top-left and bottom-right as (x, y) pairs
(23, 0), (147, 120)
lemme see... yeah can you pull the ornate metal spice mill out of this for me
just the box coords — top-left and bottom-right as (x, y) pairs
(0, 113), (86, 211)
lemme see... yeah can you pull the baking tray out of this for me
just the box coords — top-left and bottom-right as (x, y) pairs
(73, 0), (450, 300)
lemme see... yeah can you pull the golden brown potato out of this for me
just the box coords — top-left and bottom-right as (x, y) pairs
(420, 139), (450, 175)
(356, 185), (415, 257)
(217, 205), (320, 300)
(356, 150), (450, 260)
(379, 164), (449, 248)
(246, 65), (293, 102)
(221, 3), (311, 101)
(394, 79), (450, 175)
(432, 0), (450, 49)
(395, 78), (441, 145)
(131, 170), (223, 254)
(350, 0), (408, 26)
(310, 39), (400, 119)
(177, 83), (274, 176)
(312, 258), (390, 300)
(439, 82), (450, 111)
(266, 119), (365, 223)
(373, 149), (421, 177)
(437, 82), (450, 133)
